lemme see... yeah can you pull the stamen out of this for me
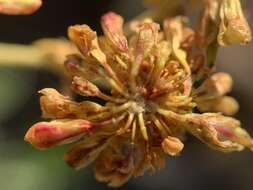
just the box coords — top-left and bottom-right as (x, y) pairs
(131, 119), (137, 145)
(152, 116), (168, 137)
(165, 97), (193, 107)
(158, 116), (172, 134)
(116, 113), (134, 135)
(97, 92), (126, 104)
(130, 64), (138, 93)
(97, 113), (127, 127)
(88, 101), (132, 121)
(156, 108), (185, 122)
(115, 55), (128, 70)
(111, 101), (133, 114)
(138, 113), (148, 141)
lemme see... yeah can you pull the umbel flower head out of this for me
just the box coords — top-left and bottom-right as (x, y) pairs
(25, 10), (253, 187)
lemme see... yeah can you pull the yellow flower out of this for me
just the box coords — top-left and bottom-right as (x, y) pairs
(25, 12), (253, 187)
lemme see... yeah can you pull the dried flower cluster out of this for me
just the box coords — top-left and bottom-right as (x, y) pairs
(25, 0), (253, 187)
(0, 0), (42, 15)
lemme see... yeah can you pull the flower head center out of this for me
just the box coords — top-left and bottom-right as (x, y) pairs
(128, 97), (156, 115)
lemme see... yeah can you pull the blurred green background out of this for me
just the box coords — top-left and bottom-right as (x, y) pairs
(0, 0), (253, 190)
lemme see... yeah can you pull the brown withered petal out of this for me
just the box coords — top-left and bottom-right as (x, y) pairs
(95, 147), (134, 187)
(64, 54), (100, 81)
(206, 113), (253, 149)
(64, 54), (84, 76)
(218, 0), (252, 46)
(161, 136), (184, 156)
(135, 22), (160, 60)
(132, 144), (149, 177)
(147, 147), (166, 174)
(0, 0), (42, 15)
(131, 22), (159, 80)
(24, 119), (94, 150)
(64, 135), (109, 170)
(101, 12), (129, 52)
(185, 113), (253, 152)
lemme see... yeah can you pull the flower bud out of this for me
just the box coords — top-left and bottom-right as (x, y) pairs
(135, 22), (160, 59)
(161, 136), (184, 156)
(39, 88), (77, 119)
(64, 54), (99, 81)
(64, 54), (83, 75)
(196, 72), (233, 98)
(68, 25), (107, 65)
(25, 119), (93, 150)
(218, 0), (252, 46)
(101, 12), (128, 52)
(64, 136), (108, 170)
(68, 25), (115, 77)
(39, 88), (104, 119)
(0, 0), (42, 15)
(131, 22), (159, 77)
(71, 76), (100, 97)
(197, 96), (239, 116)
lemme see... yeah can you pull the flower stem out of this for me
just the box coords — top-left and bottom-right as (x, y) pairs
(0, 42), (46, 68)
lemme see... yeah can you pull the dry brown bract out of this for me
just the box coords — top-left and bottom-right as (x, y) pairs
(0, 0), (42, 15)
(24, 6), (253, 188)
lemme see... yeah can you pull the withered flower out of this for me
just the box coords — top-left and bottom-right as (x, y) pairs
(197, 0), (251, 47)
(25, 12), (253, 187)
(218, 0), (252, 46)
(0, 0), (42, 15)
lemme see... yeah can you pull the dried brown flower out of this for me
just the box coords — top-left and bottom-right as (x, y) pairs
(218, 0), (252, 46)
(197, 0), (251, 47)
(25, 11), (253, 187)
